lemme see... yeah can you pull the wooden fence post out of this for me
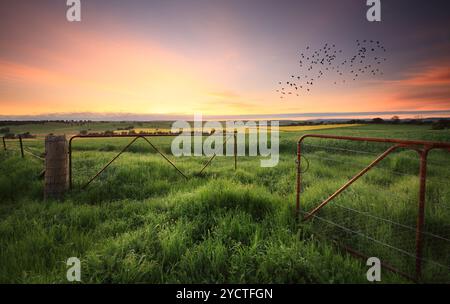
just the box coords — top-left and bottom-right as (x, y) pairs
(19, 136), (24, 158)
(44, 135), (69, 200)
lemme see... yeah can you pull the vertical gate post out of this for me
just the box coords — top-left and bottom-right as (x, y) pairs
(295, 141), (302, 217)
(69, 137), (73, 190)
(2, 137), (5, 151)
(19, 136), (24, 158)
(234, 131), (237, 170)
(44, 135), (69, 200)
(415, 147), (429, 281)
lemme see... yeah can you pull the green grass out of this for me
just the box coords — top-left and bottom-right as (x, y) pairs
(0, 123), (449, 283)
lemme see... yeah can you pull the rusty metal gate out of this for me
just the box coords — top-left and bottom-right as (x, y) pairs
(69, 133), (238, 190)
(295, 134), (450, 282)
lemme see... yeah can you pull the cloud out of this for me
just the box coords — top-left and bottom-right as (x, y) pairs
(397, 65), (450, 87)
(397, 87), (450, 102)
(381, 58), (450, 109)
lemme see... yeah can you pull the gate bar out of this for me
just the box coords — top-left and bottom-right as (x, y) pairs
(81, 136), (140, 189)
(199, 133), (236, 174)
(303, 144), (401, 221)
(140, 136), (188, 179)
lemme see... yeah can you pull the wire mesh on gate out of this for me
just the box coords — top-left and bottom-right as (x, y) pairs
(68, 134), (239, 201)
(296, 134), (450, 282)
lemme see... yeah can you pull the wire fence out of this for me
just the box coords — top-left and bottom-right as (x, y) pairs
(1, 136), (45, 161)
(2, 133), (449, 282)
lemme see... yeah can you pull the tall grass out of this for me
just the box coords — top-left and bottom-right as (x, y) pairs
(0, 124), (448, 283)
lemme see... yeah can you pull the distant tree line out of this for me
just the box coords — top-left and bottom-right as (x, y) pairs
(116, 125), (134, 131)
(1, 131), (36, 139)
(0, 120), (94, 126)
(287, 116), (450, 128)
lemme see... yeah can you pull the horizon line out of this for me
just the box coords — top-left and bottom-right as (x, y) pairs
(1, 110), (450, 121)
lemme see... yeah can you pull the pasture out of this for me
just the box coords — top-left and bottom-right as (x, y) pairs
(0, 123), (449, 283)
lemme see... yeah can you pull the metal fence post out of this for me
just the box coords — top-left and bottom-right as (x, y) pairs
(69, 137), (73, 190)
(415, 147), (429, 281)
(2, 137), (5, 151)
(296, 141), (302, 217)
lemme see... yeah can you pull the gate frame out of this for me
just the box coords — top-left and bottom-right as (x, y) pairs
(69, 132), (238, 190)
(295, 134), (450, 281)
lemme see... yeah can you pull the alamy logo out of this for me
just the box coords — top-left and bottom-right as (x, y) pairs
(366, 0), (381, 22)
(171, 114), (279, 167)
(66, 0), (81, 22)
(366, 257), (381, 282)
(66, 257), (81, 282)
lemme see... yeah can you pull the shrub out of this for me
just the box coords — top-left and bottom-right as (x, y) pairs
(431, 119), (450, 130)
(19, 132), (36, 139)
(3, 133), (15, 139)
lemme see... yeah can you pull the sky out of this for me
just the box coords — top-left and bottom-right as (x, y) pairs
(0, 0), (449, 120)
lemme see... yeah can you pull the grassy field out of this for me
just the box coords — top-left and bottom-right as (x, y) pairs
(0, 123), (449, 283)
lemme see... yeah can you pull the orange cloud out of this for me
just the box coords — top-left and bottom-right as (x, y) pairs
(393, 64), (450, 87)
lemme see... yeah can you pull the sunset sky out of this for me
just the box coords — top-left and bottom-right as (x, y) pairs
(0, 0), (449, 120)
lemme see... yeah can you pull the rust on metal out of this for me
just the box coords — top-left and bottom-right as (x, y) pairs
(199, 154), (217, 175)
(140, 136), (188, 179)
(295, 139), (302, 218)
(415, 146), (430, 281)
(198, 133), (237, 175)
(296, 134), (450, 281)
(69, 134), (209, 189)
(69, 134), (178, 189)
(303, 144), (402, 221)
(81, 136), (140, 189)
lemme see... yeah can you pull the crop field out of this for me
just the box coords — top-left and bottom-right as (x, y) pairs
(0, 123), (449, 283)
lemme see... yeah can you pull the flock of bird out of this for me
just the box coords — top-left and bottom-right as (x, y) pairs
(276, 40), (387, 99)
